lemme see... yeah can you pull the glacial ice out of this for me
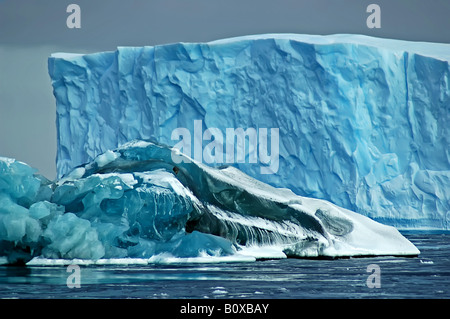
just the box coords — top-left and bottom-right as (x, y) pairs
(48, 34), (450, 230)
(0, 141), (419, 265)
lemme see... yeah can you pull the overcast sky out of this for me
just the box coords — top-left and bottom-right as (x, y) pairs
(1, 0), (449, 179)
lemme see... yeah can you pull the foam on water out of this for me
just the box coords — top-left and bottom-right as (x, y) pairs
(27, 254), (258, 266)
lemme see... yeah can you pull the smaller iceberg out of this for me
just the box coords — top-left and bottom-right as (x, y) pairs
(0, 141), (419, 265)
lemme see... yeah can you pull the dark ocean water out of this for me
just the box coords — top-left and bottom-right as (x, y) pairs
(0, 234), (449, 299)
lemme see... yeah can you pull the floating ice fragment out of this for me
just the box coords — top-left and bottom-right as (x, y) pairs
(0, 140), (420, 265)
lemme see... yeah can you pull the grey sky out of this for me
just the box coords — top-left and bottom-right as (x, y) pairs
(1, 0), (449, 179)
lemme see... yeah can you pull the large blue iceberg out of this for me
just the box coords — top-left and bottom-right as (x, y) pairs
(0, 141), (419, 265)
(48, 34), (450, 230)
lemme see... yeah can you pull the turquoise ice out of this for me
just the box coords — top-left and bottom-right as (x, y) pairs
(0, 141), (419, 265)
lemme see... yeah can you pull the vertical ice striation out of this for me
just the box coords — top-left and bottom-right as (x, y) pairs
(49, 34), (450, 230)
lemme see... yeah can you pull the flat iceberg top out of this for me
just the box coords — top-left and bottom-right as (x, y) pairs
(0, 142), (420, 265)
(210, 33), (450, 61)
(50, 52), (86, 59)
(51, 33), (450, 62)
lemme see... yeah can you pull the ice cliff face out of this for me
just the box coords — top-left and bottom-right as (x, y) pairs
(48, 34), (450, 230)
(0, 142), (419, 265)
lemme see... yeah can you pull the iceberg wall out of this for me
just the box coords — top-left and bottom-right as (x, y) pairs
(48, 34), (450, 230)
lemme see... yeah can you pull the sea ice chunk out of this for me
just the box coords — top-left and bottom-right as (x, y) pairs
(0, 141), (420, 264)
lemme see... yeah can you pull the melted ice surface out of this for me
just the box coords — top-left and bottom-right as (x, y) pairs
(0, 141), (419, 265)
